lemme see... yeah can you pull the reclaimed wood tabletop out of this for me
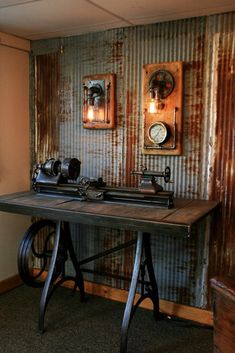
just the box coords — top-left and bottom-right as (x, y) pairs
(0, 191), (219, 236)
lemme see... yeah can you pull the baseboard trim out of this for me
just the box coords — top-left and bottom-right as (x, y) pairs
(58, 275), (213, 325)
(70, 280), (213, 326)
(32, 269), (213, 326)
(0, 274), (22, 294)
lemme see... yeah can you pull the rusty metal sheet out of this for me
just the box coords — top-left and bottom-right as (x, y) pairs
(206, 13), (235, 277)
(31, 12), (235, 308)
(34, 53), (60, 162)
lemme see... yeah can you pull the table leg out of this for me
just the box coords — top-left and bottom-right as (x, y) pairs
(120, 232), (159, 353)
(39, 221), (62, 332)
(120, 231), (143, 353)
(143, 233), (159, 319)
(62, 222), (85, 301)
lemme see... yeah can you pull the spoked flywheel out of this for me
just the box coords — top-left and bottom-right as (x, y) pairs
(18, 220), (67, 287)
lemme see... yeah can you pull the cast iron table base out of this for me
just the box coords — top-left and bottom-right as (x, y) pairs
(18, 220), (159, 353)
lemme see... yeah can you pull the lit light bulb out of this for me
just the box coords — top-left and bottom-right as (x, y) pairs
(149, 98), (157, 114)
(98, 108), (104, 121)
(87, 105), (95, 121)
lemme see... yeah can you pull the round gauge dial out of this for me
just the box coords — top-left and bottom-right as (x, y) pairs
(148, 122), (170, 144)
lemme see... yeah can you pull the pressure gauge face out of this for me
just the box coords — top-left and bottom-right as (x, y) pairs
(148, 122), (170, 144)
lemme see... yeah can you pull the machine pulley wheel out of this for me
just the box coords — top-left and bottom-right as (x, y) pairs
(18, 220), (67, 288)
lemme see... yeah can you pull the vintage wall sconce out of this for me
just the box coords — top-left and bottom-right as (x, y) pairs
(143, 62), (183, 155)
(82, 74), (115, 129)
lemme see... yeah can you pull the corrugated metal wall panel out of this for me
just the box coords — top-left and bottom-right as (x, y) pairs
(34, 53), (60, 162)
(206, 13), (235, 276)
(121, 19), (207, 198)
(31, 12), (235, 308)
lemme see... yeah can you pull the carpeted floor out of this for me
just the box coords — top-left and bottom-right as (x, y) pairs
(0, 285), (213, 353)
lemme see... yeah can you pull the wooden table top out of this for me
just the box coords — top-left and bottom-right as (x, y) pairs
(0, 191), (219, 236)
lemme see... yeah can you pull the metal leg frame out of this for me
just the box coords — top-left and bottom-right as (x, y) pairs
(120, 232), (159, 353)
(39, 221), (61, 332)
(32, 223), (139, 333)
(62, 222), (85, 300)
(39, 221), (84, 332)
(21, 222), (159, 349)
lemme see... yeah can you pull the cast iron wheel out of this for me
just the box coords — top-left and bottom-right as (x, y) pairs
(18, 220), (67, 287)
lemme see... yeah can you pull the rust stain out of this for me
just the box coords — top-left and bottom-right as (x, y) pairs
(196, 35), (205, 53)
(187, 113), (202, 140)
(102, 228), (117, 287)
(184, 47), (204, 189)
(110, 126), (119, 187)
(97, 228), (134, 290)
(32, 15), (235, 306)
(209, 36), (235, 277)
(59, 78), (73, 123)
(178, 287), (196, 303)
(35, 53), (60, 161)
(111, 40), (123, 61)
(108, 39), (124, 76)
(125, 90), (138, 187)
(184, 60), (201, 71)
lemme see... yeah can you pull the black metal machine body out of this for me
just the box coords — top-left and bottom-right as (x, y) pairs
(32, 158), (174, 208)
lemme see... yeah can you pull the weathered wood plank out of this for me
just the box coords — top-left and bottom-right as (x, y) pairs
(8, 193), (74, 207)
(55, 199), (175, 221)
(0, 192), (219, 237)
(163, 199), (219, 225)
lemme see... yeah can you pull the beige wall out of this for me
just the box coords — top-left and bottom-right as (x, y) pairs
(0, 32), (30, 281)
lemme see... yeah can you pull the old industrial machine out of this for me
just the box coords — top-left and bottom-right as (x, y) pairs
(32, 157), (174, 208)
(17, 156), (173, 338)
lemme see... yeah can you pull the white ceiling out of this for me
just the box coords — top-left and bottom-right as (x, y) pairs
(0, 0), (234, 40)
